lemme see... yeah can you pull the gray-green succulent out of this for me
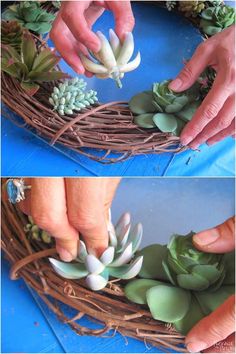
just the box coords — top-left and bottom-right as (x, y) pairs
(49, 77), (98, 116)
(200, 5), (235, 36)
(129, 80), (201, 136)
(125, 232), (235, 335)
(2, 1), (55, 35)
(49, 212), (143, 291)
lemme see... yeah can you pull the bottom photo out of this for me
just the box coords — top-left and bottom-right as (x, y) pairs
(1, 178), (235, 354)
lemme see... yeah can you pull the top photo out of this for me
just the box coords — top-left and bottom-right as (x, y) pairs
(1, 0), (235, 177)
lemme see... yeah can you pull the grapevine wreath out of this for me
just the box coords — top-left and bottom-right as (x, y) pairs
(2, 1), (235, 163)
(1, 1), (236, 352)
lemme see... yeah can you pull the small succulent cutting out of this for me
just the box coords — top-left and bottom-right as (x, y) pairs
(25, 216), (52, 244)
(49, 212), (143, 291)
(2, 1), (55, 35)
(129, 80), (201, 136)
(1, 21), (23, 52)
(49, 77), (98, 115)
(1, 30), (68, 96)
(200, 5), (235, 35)
(179, 1), (206, 17)
(125, 232), (235, 335)
(79, 29), (141, 88)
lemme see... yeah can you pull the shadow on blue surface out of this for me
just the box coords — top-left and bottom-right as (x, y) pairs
(2, 2), (235, 176)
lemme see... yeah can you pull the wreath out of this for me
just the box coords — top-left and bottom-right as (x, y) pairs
(2, 1), (235, 163)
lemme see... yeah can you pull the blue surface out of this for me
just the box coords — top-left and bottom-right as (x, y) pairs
(2, 178), (235, 353)
(2, 2), (235, 177)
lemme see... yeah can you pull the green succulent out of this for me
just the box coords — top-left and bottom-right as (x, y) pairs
(52, 1), (61, 9)
(178, 1), (206, 17)
(125, 232), (235, 335)
(200, 5), (235, 36)
(2, 1), (55, 35)
(25, 216), (52, 244)
(49, 77), (98, 116)
(1, 30), (69, 96)
(1, 20), (23, 52)
(129, 80), (201, 136)
(49, 212), (143, 291)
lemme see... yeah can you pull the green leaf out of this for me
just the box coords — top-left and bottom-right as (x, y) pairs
(138, 244), (169, 281)
(153, 113), (178, 133)
(174, 295), (205, 335)
(195, 285), (235, 316)
(108, 256), (143, 279)
(28, 71), (69, 82)
(193, 264), (222, 284)
(162, 260), (177, 285)
(32, 49), (60, 71)
(22, 31), (37, 71)
(21, 7), (41, 22)
(1, 44), (21, 61)
(177, 272), (209, 291)
(124, 279), (163, 304)
(129, 92), (157, 114)
(174, 118), (186, 136)
(134, 113), (156, 128)
(49, 258), (89, 279)
(146, 284), (191, 322)
(165, 102), (184, 113)
(175, 101), (201, 122)
(223, 252), (235, 285)
(25, 22), (52, 34)
(20, 81), (40, 96)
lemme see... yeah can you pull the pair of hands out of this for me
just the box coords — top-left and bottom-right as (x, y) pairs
(18, 178), (235, 353)
(50, 1), (235, 148)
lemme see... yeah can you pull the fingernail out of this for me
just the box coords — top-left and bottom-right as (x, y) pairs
(186, 341), (208, 352)
(57, 246), (74, 262)
(169, 78), (183, 91)
(88, 41), (100, 53)
(193, 229), (219, 246)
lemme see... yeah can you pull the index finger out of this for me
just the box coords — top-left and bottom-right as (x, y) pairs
(180, 68), (232, 145)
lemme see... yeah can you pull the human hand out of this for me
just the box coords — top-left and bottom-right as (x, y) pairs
(185, 217), (235, 353)
(50, 1), (134, 76)
(169, 25), (235, 149)
(18, 178), (120, 262)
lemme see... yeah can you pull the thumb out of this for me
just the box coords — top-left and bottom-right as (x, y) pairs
(193, 216), (235, 253)
(168, 43), (210, 92)
(185, 295), (235, 353)
(107, 1), (135, 41)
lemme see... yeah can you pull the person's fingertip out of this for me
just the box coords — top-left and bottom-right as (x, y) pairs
(193, 229), (220, 247)
(168, 78), (183, 92)
(186, 340), (208, 353)
(56, 245), (74, 262)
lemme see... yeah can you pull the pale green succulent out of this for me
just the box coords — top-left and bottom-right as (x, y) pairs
(49, 212), (143, 291)
(129, 80), (201, 136)
(49, 77), (98, 116)
(166, 1), (177, 11)
(25, 216), (52, 244)
(200, 5), (235, 35)
(125, 232), (235, 335)
(2, 1), (55, 35)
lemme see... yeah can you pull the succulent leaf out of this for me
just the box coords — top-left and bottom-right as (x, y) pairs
(146, 284), (191, 322)
(85, 254), (105, 274)
(153, 113), (178, 133)
(138, 244), (169, 281)
(86, 270), (109, 291)
(20, 81), (40, 96)
(108, 256), (143, 279)
(22, 31), (37, 71)
(100, 247), (115, 265)
(49, 258), (89, 279)
(134, 114), (156, 129)
(129, 92), (157, 114)
(124, 279), (163, 305)
(110, 243), (133, 267)
(77, 240), (88, 262)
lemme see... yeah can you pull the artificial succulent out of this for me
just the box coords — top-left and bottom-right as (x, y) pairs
(200, 5), (235, 35)
(1, 20), (23, 52)
(125, 232), (235, 335)
(49, 212), (143, 291)
(2, 1), (55, 35)
(79, 29), (141, 88)
(1, 30), (69, 96)
(129, 80), (201, 136)
(49, 77), (98, 116)
(25, 216), (52, 244)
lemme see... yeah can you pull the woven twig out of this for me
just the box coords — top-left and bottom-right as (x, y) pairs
(1, 198), (187, 352)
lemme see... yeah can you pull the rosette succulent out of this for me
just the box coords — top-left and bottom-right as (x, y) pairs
(1, 21), (23, 52)
(178, 1), (206, 17)
(129, 80), (201, 136)
(200, 5), (236, 36)
(125, 232), (234, 335)
(79, 29), (141, 88)
(49, 212), (143, 291)
(2, 1), (55, 35)
(1, 30), (69, 96)
(49, 77), (98, 116)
